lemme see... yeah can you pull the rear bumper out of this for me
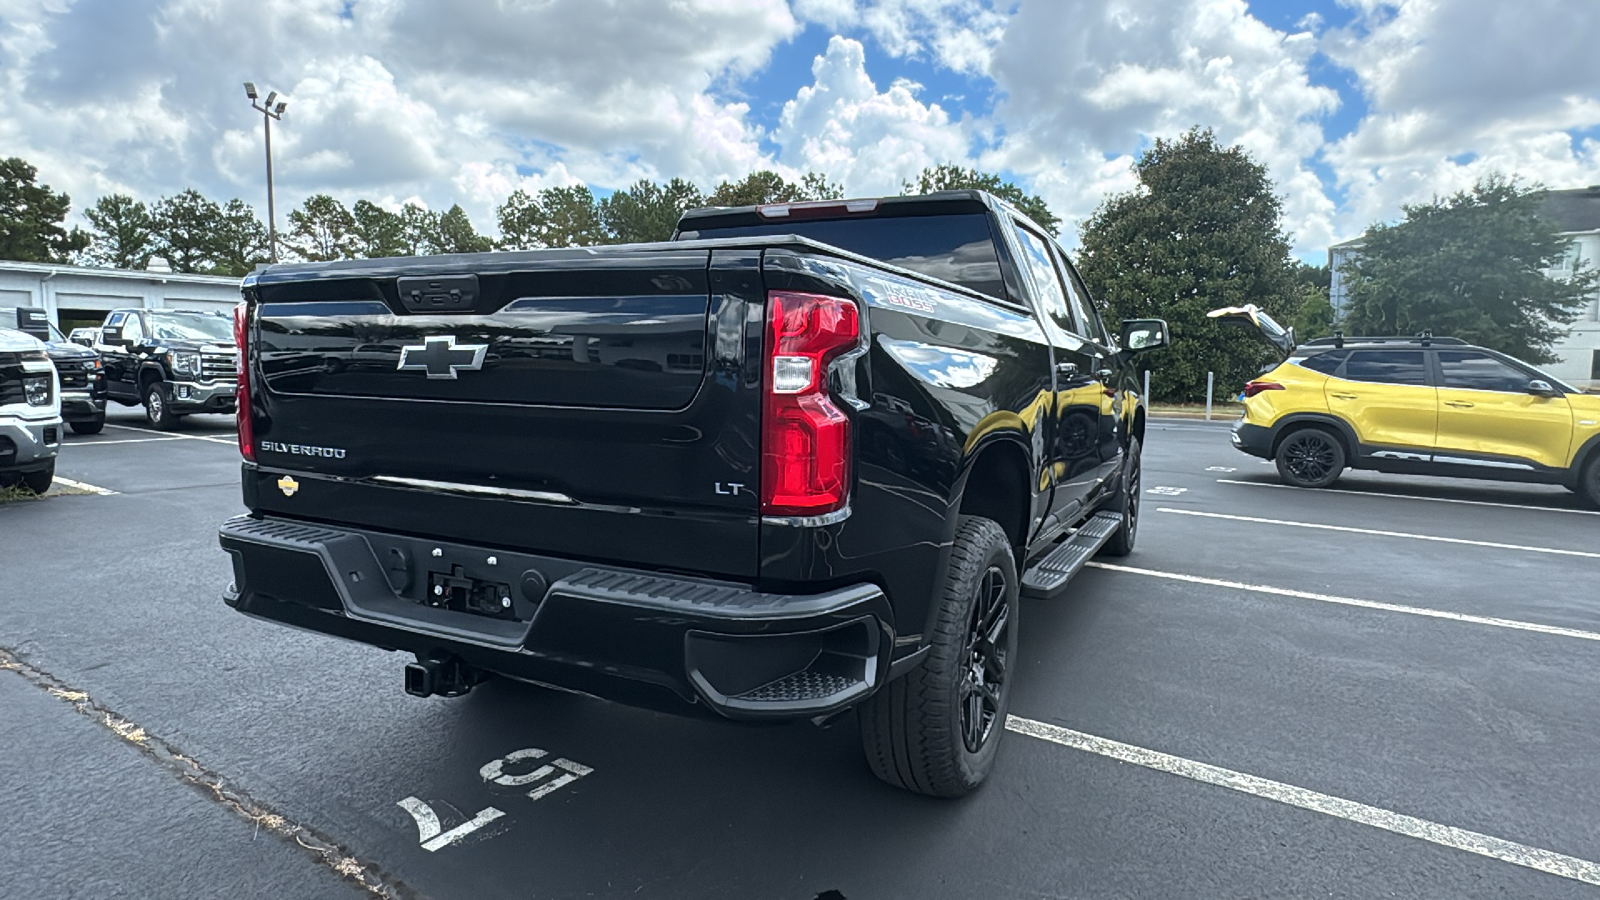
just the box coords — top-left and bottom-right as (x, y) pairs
(219, 515), (894, 721)
(1231, 420), (1273, 458)
(0, 415), (62, 472)
(60, 390), (106, 423)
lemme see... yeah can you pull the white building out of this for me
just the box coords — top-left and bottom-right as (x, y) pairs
(0, 259), (243, 335)
(1328, 185), (1600, 388)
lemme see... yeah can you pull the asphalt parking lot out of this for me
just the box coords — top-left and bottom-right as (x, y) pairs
(4, 411), (1600, 899)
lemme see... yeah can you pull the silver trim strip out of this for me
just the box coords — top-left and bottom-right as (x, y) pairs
(372, 475), (577, 504)
(1431, 455), (1536, 471)
(762, 504), (853, 528)
(1370, 450), (1431, 462)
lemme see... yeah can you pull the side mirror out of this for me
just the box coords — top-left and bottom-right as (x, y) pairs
(1528, 379), (1560, 397)
(99, 327), (125, 346)
(1120, 318), (1170, 353)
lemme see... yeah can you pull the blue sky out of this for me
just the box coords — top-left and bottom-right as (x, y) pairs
(1, 0), (1597, 261)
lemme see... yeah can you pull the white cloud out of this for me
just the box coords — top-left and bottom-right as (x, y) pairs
(793, 0), (1008, 74)
(774, 36), (971, 196)
(1322, 0), (1600, 237)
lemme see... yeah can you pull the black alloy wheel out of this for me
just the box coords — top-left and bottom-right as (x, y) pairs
(960, 565), (1010, 753)
(1275, 428), (1345, 488)
(1099, 436), (1141, 557)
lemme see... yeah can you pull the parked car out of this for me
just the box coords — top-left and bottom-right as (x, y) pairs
(0, 310), (104, 435)
(95, 308), (238, 429)
(1214, 305), (1600, 507)
(0, 328), (62, 494)
(219, 190), (1169, 797)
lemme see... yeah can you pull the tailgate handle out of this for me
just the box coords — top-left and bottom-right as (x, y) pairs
(397, 274), (479, 313)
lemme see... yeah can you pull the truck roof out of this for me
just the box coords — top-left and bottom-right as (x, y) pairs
(675, 190), (1001, 233)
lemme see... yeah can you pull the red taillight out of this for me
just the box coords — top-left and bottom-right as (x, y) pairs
(1243, 380), (1285, 399)
(233, 302), (254, 462)
(761, 291), (860, 516)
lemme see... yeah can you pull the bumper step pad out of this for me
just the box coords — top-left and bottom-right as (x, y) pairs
(1021, 511), (1123, 599)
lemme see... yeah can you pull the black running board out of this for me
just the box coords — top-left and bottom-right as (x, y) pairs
(1021, 512), (1122, 599)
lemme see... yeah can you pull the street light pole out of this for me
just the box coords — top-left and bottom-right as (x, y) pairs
(244, 82), (288, 263)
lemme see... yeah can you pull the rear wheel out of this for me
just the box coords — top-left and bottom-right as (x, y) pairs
(1099, 436), (1141, 557)
(143, 382), (177, 430)
(21, 462), (54, 495)
(1578, 455), (1600, 509)
(859, 516), (1018, 797)
(1275, 427), (1345, 488)
(70, 416), (105, 436)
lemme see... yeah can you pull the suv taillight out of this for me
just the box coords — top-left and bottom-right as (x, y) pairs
(1243, 380), (1285, 398)
(761, 291), (860, 517)
(233, 303), (254, 462)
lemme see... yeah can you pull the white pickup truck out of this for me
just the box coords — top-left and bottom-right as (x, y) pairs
(0, 327), (63, 494)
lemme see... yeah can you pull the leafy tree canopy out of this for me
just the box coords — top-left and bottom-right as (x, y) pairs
(0, 157), (89, 263)
(83, 194), (154, 270)
(707, 170), (841, 207)
(903, 164), (1059, 236)
(1077, 128), (1301, 401)
(497, 185), (607, 250)
(350, 200), (408, 259)
(1341, 175), (1596, 364)
(600, 178), (705, 244)
(287, 194), (357, 262)
(432, 204), (494, 255)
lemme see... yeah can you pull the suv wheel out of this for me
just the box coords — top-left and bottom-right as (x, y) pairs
(143, 382), (177, 430)
(859, 516), (1018, 797)
(1578, 454), (1600, 510)
(70, 416), (105, 436)
(1275, 427), (1345, 488)
(21, 462), (54, 495)
(1099, 435), (1141, 557)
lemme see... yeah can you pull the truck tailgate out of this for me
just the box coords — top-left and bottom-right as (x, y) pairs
(243, 249), (764, 578)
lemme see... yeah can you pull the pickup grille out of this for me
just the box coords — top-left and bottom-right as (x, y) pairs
(201, 351), (237, 383)
(57, 360), (95, 389)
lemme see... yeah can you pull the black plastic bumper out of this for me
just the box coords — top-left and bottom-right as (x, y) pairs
(60, 394), (105, 423)
(219, 515), (895, 720)
(1231, 420), (1273, 458)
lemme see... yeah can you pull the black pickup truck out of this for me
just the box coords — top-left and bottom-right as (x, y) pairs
(96, 308), (239, 429)
(219, 191), (1169, 796)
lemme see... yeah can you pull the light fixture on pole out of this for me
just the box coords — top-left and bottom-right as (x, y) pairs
(244, 82), (288, 262)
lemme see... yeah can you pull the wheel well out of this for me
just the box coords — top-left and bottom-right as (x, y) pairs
(957, 442), (1030, 553)
(1131, 407), (1146, 447)
(1271, 418), (1352, 459)
(137, 367), (163, 393)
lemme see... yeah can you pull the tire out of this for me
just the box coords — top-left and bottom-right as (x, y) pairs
(859, 516), (1018, 797)
(143, 382), (177, 430)
(1578, 454), (1600, 510)
(21, 462), (54, 495)
(1275, 426), (1345, 488)
(70, 417), (105, 436)
(1099, 435), (1141, 557)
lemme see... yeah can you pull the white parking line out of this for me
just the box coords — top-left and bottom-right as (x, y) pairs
(103, 422), (237, 446)
(1156, 507), (1600, 560)
(68, 437), (188, 447)
(1216, 478), (1600, 517)
(52, 477), (118, 496)
(1006, 715), (1600, 887)
(1085, 562), (1600, 643)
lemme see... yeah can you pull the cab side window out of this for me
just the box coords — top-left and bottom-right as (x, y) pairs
(1054, 248), (1102, 343)
(1297, 349), (1349, 374)
(121, 313), (144, 344)
(1340, 350), (1428, 385)
(1437, 350), (1532, 393)
(1010, 223), (1080, 336)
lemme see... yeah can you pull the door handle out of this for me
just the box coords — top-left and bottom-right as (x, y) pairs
(1444, 401), (1475, 408)
(1331, 392), (1359, 400)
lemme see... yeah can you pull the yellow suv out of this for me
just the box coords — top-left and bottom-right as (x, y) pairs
(1211, 307), (1600, 507)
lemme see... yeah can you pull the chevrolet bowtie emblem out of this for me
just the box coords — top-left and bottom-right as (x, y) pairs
(397, 335), (488, 380)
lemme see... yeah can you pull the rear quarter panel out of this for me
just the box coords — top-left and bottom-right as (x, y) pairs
(1242, 361), (1330, 428)
(756, 248), (1054, 650)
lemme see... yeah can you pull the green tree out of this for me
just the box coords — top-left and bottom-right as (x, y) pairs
(432, 204), (493, 254)
(286, 194), (357, 261)
(350, 200), (408, 258)
(903, 164), (1059, 235)
(83, 194), (155, 269)
(497, 185), (607, 249)
(600, 178), (705, 243)
(398, 204), (438, 256)
(0, 157), (89, 262)
(1340, 176), (1595, 363)
(706, 170), (840, 207)
(1077, 128), (1300, 402)
(150, 189), (268, 275)
(1289, 262), (1334, 341)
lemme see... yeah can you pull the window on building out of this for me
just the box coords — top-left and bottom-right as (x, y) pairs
(1591, 350), (1600, 381)
(1340, 350), (1428, 385)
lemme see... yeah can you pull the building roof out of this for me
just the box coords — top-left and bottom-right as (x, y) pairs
(0, 259), (242, 286)
(1539, 186), (1600, 234)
